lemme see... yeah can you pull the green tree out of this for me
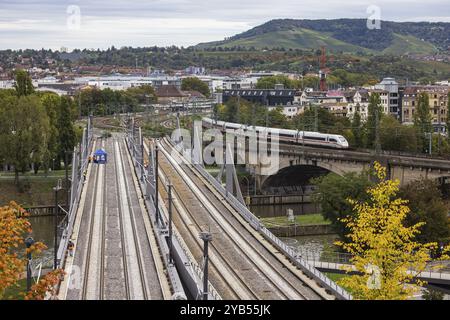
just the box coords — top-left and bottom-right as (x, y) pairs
(380, 116), (419, 153)
(312, 171), (374, 240)
(267, 107), (288, 127)
(351, 111), (363, 147)
(56, 96), (76, 170)
(399, 179), (450, 245)
(181, 77), (210, 97)
(292, 106), (350, 134)
(422, 288), (445, 300)
(365, 93), (382, 149)
(414, 92), (432, 153)
(40, 93), (60, 172)
(14, 70), (34, 97)
(125, 84), (157, 105)
(0, 95), (50, 184)
(256, 75), (300, 89)
(301, 76), (319, 90)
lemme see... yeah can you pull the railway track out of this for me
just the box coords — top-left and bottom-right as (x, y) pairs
(114, 138), (149, 299)
(75, 137), (164, 300)
(81, 140), (107, 300)
(152, 138), (327, 300)
(112, 139), (132, 300)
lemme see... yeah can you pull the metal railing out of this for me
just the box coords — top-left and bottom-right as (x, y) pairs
(56, 120), (94, 270)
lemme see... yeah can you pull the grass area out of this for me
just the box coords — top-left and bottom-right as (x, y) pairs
(2, 278), (27, 300)
(203, 28), (373, 54)
(324, 273), (354, 295)
(383, 33), (438, 55)
(0, 170), (66, 178)
(0, 173), (66, 207)
(261, 213), (331, 227)
(325, 272), (347, 282)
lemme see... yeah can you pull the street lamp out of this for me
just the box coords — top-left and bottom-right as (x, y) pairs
(25, 237), (35, 292)
(199, 231), (212, 300)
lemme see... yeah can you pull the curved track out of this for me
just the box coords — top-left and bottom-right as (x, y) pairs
(153, 138), (327, 300)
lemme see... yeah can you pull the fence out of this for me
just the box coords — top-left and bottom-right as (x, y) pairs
(56, 117), (94, 270)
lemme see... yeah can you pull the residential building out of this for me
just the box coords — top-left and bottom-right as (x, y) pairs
(401, 86), (449, 131)
(375, 77), (400, 118)
(268, 103), (304, 119)
(344, 89), (370, 120)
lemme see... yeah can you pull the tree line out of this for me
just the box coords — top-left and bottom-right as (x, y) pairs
(0, 70), (79, 184)
(78, 84), (157, 116)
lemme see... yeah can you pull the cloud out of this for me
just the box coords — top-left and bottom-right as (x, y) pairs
(0, 0), (448, 49)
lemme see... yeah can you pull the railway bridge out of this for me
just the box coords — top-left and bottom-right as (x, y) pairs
(55, 117), (352, 300)
(198, 121), (450, 191)
(249, 144), (450, 191)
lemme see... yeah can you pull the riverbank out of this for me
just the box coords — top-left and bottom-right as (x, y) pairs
(261, 214), (334, 237)
(0, 170), (65, 207)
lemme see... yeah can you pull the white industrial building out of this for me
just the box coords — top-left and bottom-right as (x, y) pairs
(73, 75), (181, 91)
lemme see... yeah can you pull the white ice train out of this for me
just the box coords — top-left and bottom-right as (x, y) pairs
(202, 117), (349, 149)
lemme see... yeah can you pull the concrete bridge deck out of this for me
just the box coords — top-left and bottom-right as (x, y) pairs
(59, 135), (170, 300)
(152, 138), (339, 300)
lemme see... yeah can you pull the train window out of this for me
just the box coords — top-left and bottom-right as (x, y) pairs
(329, 138), (337, 143)
(304, 136), (326, 141)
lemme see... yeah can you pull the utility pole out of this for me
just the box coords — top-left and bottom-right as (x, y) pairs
(428, 132), (432, 156)
(65, 151), (70, 210)
(53, 179), (62, 270)
(168, 184), (173, 264)
(199, 231), (212, 300)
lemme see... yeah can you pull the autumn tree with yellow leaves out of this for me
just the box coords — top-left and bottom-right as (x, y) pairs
(336, 162), (447, 300)
(0, 202), (63, 300)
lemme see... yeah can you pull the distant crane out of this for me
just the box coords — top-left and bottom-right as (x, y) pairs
(319, 46), (328, 92)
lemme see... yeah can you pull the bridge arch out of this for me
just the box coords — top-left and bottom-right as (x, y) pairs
(257, 156), (369, 192)
(261, 164), (333, 192)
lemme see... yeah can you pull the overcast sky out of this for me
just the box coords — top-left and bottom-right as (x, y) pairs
(0, 0), (449, 50)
